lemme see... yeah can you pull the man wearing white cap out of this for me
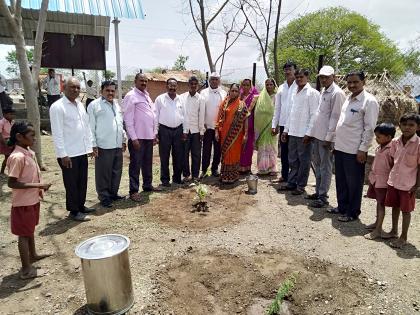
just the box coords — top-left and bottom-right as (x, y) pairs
(200, 72), (227, 178)
(306, 65), (346, 207)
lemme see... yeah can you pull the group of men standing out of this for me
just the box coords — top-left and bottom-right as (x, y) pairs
(273, 62), (379, 222)
(49, 72), (227, 221)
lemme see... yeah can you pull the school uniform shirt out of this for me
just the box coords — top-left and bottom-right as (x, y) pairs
(0, 117), (12, 139)
(50, 96), (93, 158)
(201, 87), (227, 129)
(43, 76), (61, 96)
(88, 97), (126, 149)
(334, 90), (379, 154)
(387, 134), (420, 191)
(284, 83), (320, 137)
(154, 93), (184, 134)
(307, 82), (346, 142)
(180, 91), (206, 135)
(6, 146), (41, 207)
(368, 142), (393, 188)
(272, 81), (297, 128)
(123, 87), (156, 140)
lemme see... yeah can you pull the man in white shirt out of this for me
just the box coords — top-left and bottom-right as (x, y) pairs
(155, 78), (184, 186)
(0, 71), (7, 116)
(85, 80), (97, 108)
(181, 76), (205, 181)
(280, 69), (320, 195)
(306, 66), (346, 208)
(88, 81), (126, 208)
(332, 71), (379, 222)
(272, 61), (297, 183)
(43, 69), (61, 107)
(50, 77), (95, 221)
(200, 72), (227, 178)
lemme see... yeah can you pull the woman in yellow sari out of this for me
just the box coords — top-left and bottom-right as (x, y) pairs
(215, 84), (249, 184)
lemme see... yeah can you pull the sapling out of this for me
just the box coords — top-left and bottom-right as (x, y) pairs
(266, 273), (297, 315)
(193, 183), (209, 212)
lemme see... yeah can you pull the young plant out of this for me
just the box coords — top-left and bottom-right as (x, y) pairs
(195, 184), (208, 202)
(266, 273), (297, 315)
(192, 184), (209, 212)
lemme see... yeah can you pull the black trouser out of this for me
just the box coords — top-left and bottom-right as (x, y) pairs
(128, 139), (153, 194)
(278, 126), (289, 181)
(95, 148), (123, 201)
(58, 154), (88, 215)
(47, 94), (61, 107)
(183, 132), (202, 178)
(0, 91), (8, 113)
(334, 150), (365, 218)
(158, 124), (183, 184)
(86, 98), (95, 108)
(201, 129), (221, 175)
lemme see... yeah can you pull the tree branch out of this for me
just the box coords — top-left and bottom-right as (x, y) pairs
(188, 0), (203, 37)
(205, 0), (229, 30)
(32, 0), (49, 79)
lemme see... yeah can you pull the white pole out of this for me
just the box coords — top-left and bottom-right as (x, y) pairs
(112, 18), (122, 105)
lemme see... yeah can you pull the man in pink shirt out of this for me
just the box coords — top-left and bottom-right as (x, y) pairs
(385, 113), (420, 248)
(123, 73), (158, 202)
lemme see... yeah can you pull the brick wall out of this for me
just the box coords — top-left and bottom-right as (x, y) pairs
(121, 81), (189, 101)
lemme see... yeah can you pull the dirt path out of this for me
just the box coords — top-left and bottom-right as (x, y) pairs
(0, 136), (419, 315)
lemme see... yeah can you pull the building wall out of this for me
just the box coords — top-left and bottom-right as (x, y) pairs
(121, 80), (189, 101)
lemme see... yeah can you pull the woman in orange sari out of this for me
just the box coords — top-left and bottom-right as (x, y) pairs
(215, 84), (249, 184)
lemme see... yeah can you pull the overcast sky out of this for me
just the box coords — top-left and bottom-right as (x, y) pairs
(0, 0), (419, 79)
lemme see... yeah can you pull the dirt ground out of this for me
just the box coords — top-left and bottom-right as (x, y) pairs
(0, 136), (419, 315)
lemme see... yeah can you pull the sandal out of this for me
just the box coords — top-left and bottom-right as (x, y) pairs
(20, 267), (46, 280)
(309, 199), (327, 208)
(291, 188), (305, 195)
(305, 193), (319, 200)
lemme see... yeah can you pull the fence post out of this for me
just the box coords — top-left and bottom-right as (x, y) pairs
(252, 63), (257, 86)
(316, 55), (324, 91)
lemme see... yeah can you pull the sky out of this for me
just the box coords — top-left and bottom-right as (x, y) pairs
(0, 0), (419, 80)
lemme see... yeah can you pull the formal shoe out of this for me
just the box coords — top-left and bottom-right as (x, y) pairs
(277, 185), (296, 192)
(338, 215), (357, 222)
(291, 188), (305, 195)
(143, 186), (163, 192)
(111, 195), (125, 201)
(81, 206), (96, 213)
(326, 207), (342, 214)
(309, 199), (328, 208)
(100, 200), (113, 208)
(161, 182), (171, 187)
(69, 212), (90, 222)
(211, 171), (220, 177)
(182, 176), (192, 183)
(305, 193), (319, 200)
(129, 193), (142, 202)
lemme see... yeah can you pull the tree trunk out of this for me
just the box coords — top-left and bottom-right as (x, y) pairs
(273, 0), (282, 83)
(0, 0), (49, 167)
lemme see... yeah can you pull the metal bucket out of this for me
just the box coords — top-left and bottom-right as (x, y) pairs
(246, 175), (258, 195)
(75, 234), (134, 315)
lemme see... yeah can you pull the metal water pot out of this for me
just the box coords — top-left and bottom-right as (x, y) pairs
(75, 234), (134, 315)
(246, 174), (258, 194)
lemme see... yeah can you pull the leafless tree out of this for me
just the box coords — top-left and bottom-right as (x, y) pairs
(0, 0), (49, 167)
(237, 0), (282, 82)
(188, 0), (247, 74)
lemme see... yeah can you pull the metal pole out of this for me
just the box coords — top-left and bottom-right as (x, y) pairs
(252, 63), (257, 86)
(112, 18), (122, 105)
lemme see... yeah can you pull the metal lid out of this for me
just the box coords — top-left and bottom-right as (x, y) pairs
(75, 234), (130, 260)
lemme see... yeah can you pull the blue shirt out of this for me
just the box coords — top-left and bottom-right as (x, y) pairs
(87, 97), (126, 149)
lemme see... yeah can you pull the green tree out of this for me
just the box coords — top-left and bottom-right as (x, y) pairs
(269, 7), (407, 78)
(172, 55), (189, 71)
(403, 36), (420, 75)
(104, 70), (115, 80)
(6, 48), (34, 76)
